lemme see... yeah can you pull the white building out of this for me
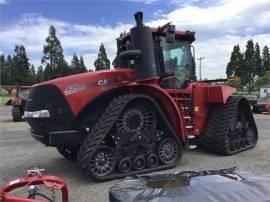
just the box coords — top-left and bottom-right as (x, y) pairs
(260, 83), (270, 98)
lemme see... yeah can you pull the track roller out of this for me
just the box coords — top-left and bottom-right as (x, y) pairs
(133, 155), (146, 171)
(118, 157), (132, 173)
(146, 153), (159, 168)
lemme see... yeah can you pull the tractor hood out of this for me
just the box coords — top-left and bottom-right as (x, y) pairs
(36, 68), (135, 89)
(32, 68), (135, 115)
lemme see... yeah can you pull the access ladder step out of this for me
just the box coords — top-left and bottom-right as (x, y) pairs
(185, 125), (193, 129)
(187, 135), (196, 139)
(185, 144), (197, 149)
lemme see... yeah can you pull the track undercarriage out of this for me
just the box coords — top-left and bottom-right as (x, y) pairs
(200, 96), (258, 155)
(77, 94), (183, 180)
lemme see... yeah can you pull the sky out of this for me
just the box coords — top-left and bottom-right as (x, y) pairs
(0, 0), (270, 79)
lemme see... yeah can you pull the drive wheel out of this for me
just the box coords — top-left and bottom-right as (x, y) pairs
(158, 138), (179, 165)
(57, 145), (78, 161)
(12, 106), (22, 122)
(118, 157), (132, 173)
(89, 146), (116, 178)
(116, 100), (157, 133)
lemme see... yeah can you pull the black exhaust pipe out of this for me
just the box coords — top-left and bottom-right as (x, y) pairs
(130, 12), (157, 80)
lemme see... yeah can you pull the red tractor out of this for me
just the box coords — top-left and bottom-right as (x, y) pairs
(9, 86), (32, 121)
(25, 12), (257, 180)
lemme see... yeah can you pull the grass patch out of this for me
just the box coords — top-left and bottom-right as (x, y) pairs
(0, 95), (13, 105)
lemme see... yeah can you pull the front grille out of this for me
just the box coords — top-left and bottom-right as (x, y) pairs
(25, 85), (75, 133)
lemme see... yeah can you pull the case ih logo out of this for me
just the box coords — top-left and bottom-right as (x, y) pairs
(64, 78), (123, 95)
(97, 78), (121, 86)
(64, 84), (86, 95)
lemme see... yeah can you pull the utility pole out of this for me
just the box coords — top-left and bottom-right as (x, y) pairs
(197, 57), (205, 81)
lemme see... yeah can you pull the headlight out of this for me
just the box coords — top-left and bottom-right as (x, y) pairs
(24, 110), (50, 118)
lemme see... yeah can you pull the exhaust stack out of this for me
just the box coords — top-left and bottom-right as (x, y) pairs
(130, 12), (157, 80)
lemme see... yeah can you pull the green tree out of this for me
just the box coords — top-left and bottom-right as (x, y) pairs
(94, 43), (110, 71)
(36, 66), (44, 83)
(12, 45), (31, 85)
(244, 40), (255, 92)
(5, 55), (12, 84)
(43, 65), (51, 81)
(0, 54), (6, 85)
(29, 64), (37, 84)
(226, 45), (245, 83)
(70, 54), (80, 74)
(254, 71), (270, 89)
(42, 25), (69, 80)
(254, 42), (262, 76)
(262, 45), (270, 72)
(79, 56), (87, 72)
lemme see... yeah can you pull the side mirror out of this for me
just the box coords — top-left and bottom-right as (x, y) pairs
(166, 24), (175, 43)
(118, 49), (142, 60)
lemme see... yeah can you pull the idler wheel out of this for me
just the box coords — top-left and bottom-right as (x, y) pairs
(89, 146), (116, 177)
(158, 138), (179, 165)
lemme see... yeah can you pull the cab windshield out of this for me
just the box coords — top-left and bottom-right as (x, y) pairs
(160, 37), (191, 89)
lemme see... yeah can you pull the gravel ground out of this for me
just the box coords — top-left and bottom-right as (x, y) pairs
(0, 105), (269, 201)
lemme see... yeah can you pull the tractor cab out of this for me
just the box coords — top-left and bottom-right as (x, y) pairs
(116, 12), (195, 89)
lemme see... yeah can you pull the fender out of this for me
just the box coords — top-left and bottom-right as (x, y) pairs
(207, 85), (236, 104)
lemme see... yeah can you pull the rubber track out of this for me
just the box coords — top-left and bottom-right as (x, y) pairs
(200, 96), (258, 155)
(78, 94), (182, 180)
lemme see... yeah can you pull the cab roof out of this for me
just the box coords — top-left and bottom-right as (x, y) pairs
(121, 27), (195, 43)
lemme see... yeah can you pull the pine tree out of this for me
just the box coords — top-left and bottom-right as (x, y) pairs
(42, 25), (69, 79)
(12, 45), (31, 85)
(70, 55), (87, 74)
(226, 45), (245, 82)
(94, 43), (110, 71)
(262, 45), (270, 72)
(6, 55), (12, 84)
(36, 66), (44, 83)
(254, 42), (262, 76)
(43, 64), (51, 81)
(79, 56), (87, 72)
(244, 40), (255, 92)
(29, 64), (36, 84)
(70, 54), (81, 74)
(55, 61), (70, 78)
(0, 54), (6, 85)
